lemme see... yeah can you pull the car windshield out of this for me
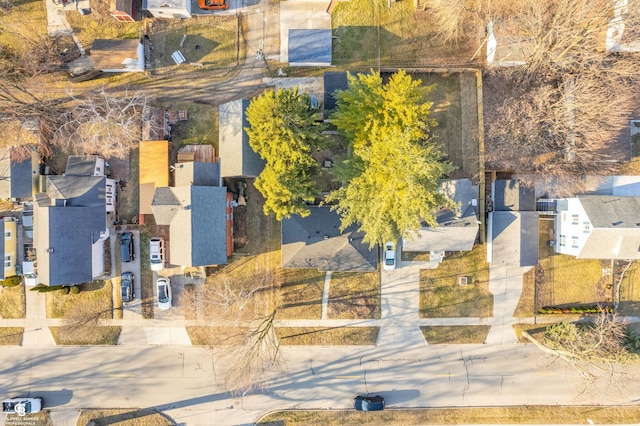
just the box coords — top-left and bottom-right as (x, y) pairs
(158, 285), (169, 303)
(385, 257), (394, 265)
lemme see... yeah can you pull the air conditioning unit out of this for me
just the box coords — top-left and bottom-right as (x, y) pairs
(458, 276), (468, 286)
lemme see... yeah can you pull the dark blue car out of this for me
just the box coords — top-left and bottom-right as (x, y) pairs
(354, 395), (385, 411)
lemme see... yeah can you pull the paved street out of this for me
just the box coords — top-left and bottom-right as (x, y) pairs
(1, 344), (638, 425)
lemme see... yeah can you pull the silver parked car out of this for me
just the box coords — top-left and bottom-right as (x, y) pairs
(156, 277), (172, 310)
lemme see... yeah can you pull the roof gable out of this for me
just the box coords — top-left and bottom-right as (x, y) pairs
(282, 206), (378, 272)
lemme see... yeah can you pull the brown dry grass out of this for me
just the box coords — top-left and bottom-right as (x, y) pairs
(420, 245), (492, 318)
(514, 267), (535, 317)
(77, 409), (172, 425)
(327, 272), (380, 319)
(421, 325), (490, 344)
(50, 326), (121, 345)
(0, 327), (24, 345)
(187, 326), (248, 346)
(46, 280), (113, 318)
(0, 283), (26, 319)
(275, 327), (379, 345)
(275, 268), (325, 320)
(257, 405), (640, 425)
(65, 0), (143, 48)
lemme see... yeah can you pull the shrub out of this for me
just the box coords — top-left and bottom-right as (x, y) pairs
(60, 286), (70, 295)
(69, 285), (81, 294)
(0, 276), (21, 287)
(31, 284), (65, 293)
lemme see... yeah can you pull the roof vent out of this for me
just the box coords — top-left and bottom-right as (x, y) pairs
(323, 235), (329, 240)
(612, 221), (623, 226)
(45, 248), (54, 253)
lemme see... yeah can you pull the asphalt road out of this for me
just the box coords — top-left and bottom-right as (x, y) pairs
(1, 344), (638, 425)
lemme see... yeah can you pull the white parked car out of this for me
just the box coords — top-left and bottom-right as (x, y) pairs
(383, 241), (396, 271)
(156, 277), (172, 310)
(150, 237), (165, 271)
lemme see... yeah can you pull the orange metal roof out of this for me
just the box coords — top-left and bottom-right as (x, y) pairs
(139, 141), (169, 215)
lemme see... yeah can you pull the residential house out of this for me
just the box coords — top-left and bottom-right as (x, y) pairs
(90, 39), (145, 73)
(0, 147), (39, 201)
(218, 99), (265, 178)
(142, 0), (191, 19)
(403, 179), (480, 261)
(0, 217), (18, 280)
(151, 162), (232, 268)
(281, 206), (378, 272)
(33, 175), (110, 286)
(555, 195), (640, 259)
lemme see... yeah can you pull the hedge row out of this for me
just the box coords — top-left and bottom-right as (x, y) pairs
(538, 305), (614, 315)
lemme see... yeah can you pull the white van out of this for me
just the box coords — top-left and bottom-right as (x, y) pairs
(150, 238), (165, 271)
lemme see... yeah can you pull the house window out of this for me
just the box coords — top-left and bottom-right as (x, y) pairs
(572, 215), (579, 225)
(583, 224), (590, 233)
(571, 236), (579, 249)
(4, 255), (11, 268)
(559, 235), (566, 247)
(4, 230), (10, 239)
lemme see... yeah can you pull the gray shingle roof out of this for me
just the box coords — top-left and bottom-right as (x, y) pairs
(151, 187), (180, 225)
(45, 175), (106, 208)
(282, 206), (378, 272)
(153, 186), (229, 267)
(403, 179), (480, 252)
(577, 195), (640, 259)
(0, 148), (36, 199)
(323, 71), (348, 115)
(218, 99), (265, 178)
(65, 155), (99, 176)
(174, 161), (221, 187)
(494, 179), (536, 211)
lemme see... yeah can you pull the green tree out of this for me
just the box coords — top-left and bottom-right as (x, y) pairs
(246, 87), (325, 219)
(326, 70), (455, 247)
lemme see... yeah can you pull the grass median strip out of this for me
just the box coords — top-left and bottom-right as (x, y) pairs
(275, 327), (379, 345)
(257, 405), (640, 425)
(421, 325), (490, 344)
(0, 327), (24, 345)
(50, 326), (121, 345)
(77, 408), (172, 426)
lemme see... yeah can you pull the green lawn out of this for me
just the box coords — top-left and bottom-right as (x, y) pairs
(327, 272), (380, 319)
(275, 327), (379, 345)
(420, 245), (492, 318)
(421, 325), (490, 344)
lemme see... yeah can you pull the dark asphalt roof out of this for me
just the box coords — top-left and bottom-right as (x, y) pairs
(494, 179), (536, 211)
(174, 161), (221, 187)
(0, 148), (35, 199)
(323, 71), (348, 116)
(282, 206), (378, 272)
